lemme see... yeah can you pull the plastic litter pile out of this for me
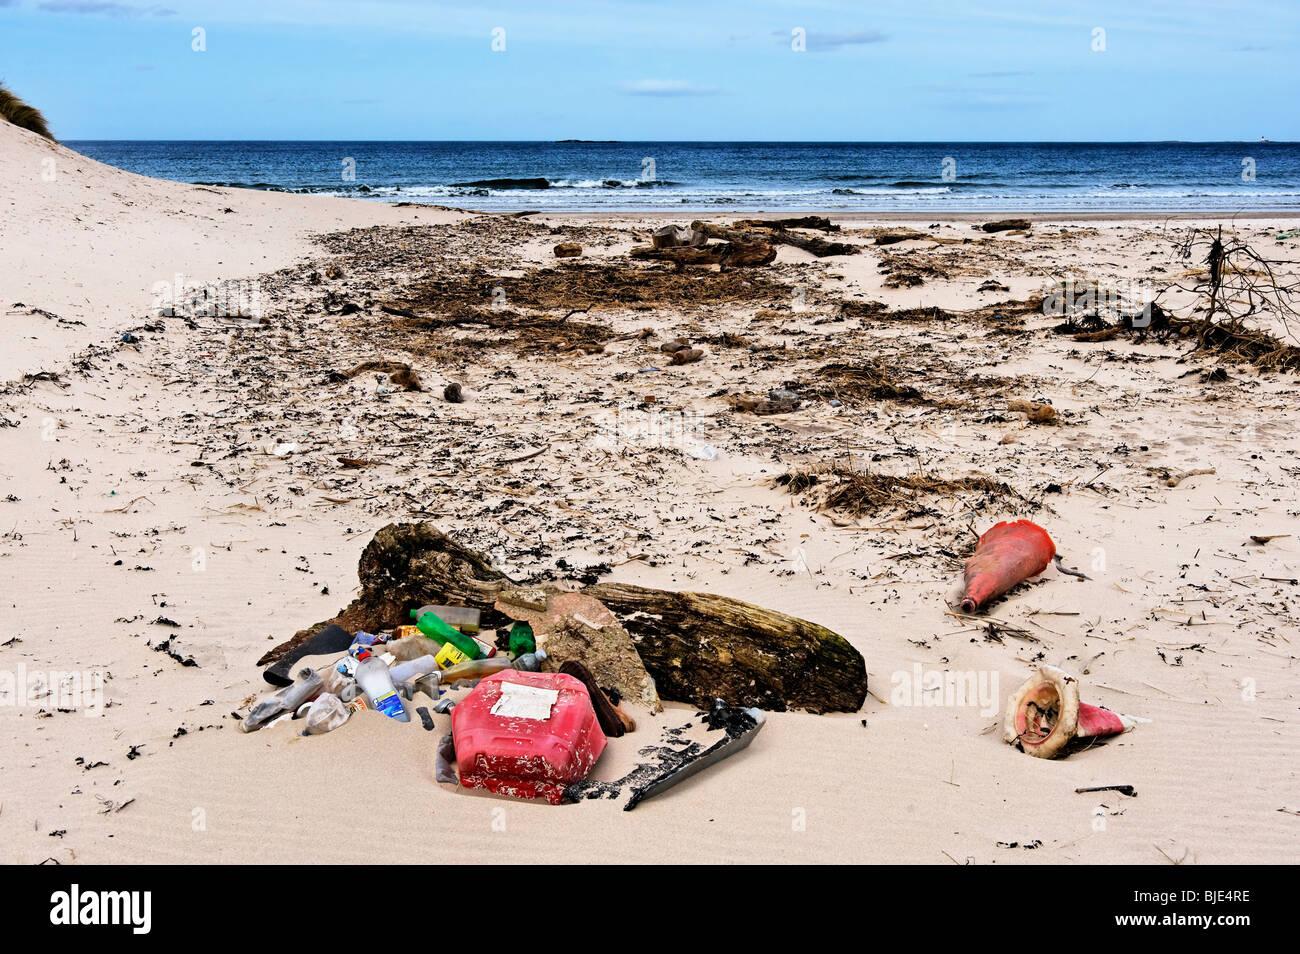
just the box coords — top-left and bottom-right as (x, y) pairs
(240, 602), (764, 806)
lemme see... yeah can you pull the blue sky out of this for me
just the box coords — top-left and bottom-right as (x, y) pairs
(1, 0), (1296, 140)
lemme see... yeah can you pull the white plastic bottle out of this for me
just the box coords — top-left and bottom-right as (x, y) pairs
(354, 649), (411, 722)
(388, 654), (438, 684)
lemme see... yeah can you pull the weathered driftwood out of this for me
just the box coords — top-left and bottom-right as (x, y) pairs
(652, 225), (686, 248)
(629, 241), (776, 268)
(691, 220), (858, 257)
(651, 224), (705, 248)
(262, 522), (867, 714)
(583, 582), (865, 713)
(733, 215), (840, 233)
(873, 229), (930, 246)
(982, 218), (1031, 233)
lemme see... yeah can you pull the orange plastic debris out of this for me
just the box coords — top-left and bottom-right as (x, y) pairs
(960, 520), (1056, 613)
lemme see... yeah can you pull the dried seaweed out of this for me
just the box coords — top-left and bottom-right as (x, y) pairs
(837, 295), (1043, 329)
(803, 359), (1012, 409)
(403, 261), (792, 316)
(778, 464), (1021, 515)
(807, 360), (928, 405)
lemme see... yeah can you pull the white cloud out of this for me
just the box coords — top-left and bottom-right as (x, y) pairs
(36, 1), (174, 15)
(621, 78), (722, 97)
(775, 28), (888, 51)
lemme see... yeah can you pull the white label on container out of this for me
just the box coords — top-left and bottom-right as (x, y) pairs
(491, 683), (560, 720)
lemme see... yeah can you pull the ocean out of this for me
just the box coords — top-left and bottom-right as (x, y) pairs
(65, 140), (1300, 213)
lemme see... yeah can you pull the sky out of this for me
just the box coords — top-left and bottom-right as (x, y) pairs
(0, 0), (1296, 141)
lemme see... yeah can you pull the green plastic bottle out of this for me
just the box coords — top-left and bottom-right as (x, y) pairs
(411, 608), (481, 660)
(508, 621), (536, 657)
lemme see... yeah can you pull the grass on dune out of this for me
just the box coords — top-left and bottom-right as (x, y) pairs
(0, 82), (54, 141)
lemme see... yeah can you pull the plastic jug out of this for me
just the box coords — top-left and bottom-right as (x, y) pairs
(451, 670), (607, 804)
(355, 649), (410, 722)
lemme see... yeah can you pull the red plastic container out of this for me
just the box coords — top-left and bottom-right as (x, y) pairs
(451, 670), (607, 804)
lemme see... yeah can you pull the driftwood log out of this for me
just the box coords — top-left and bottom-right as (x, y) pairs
(652, 225), (687, 249)
(691, 220), (858, 257)
(981, 218), (1031, 233)
(733, 215), (840, 232)
(261, 522), (867, 714)
(651, 224), (706, 248)
(629, 241), (777, 268)
(873, 229), (929, 245)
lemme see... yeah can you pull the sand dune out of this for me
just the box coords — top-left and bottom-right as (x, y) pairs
(0, 122), (458, 380)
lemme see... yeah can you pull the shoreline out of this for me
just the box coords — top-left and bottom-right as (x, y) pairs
(498, 208), (1300, 222)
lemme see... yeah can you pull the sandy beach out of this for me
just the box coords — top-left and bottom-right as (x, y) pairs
(3, 121), (1298, 866)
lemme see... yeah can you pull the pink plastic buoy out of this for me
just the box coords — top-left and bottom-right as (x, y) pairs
(960, 519), (1056, 613)
(1003, 666), (1136, 759)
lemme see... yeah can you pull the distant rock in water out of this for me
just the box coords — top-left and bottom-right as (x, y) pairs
(193, 181), (289, 192)
(450, 177), (551, 189)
